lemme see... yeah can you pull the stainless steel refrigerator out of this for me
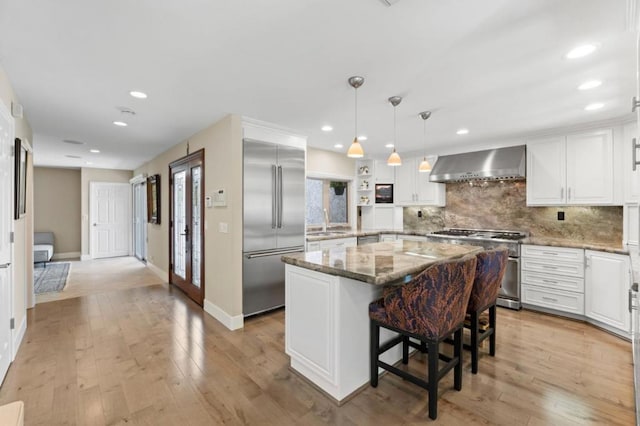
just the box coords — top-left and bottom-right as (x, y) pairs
(243, 139), (305, 316)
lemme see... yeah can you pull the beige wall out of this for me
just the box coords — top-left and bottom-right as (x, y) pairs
(307, 147), (355, 178)
(33, 167), (81, 255)
(0, 65), (33, 336)
(80, 168), (133, 257)
(134, 114), (244, 319)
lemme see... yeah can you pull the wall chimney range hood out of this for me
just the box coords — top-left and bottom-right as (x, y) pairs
(429, 145), (526, 183)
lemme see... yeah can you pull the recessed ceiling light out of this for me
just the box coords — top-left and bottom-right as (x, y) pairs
(334, 143), (343, 149)
(321, 125), (333, 132)
(585, 102), (604, 111)
(578, 80), (602, 91)
(129, 90), (147, 99)
(62, 139), (84, 145)
(89, 149), (100, 153)
(566, 44), (597, 59)
(385, 143), (394, 148)
(357, 135), (367, 141)
(65, 155), (81, 159)
(113, 121), (128, 127)
(456, 128), (469, 135)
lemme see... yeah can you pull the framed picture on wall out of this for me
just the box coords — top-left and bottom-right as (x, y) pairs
(147, 174), (161, 224)
(14, 138), (27, 219)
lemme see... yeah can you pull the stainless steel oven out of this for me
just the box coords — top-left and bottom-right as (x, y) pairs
(425, 228), (527, 310)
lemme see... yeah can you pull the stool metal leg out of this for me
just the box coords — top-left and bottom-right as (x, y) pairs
(471, 310), (479, 374)
(427, 340), (438, 420)
(454, 327), (463, 391)
(489, 305), (497, 357)
(370, 321), (380, 387)
(402, 336), (409, 364)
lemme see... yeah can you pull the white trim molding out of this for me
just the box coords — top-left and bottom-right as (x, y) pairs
(52, 251), (80, 260)
(204, 299), (244, 330)
(146, 261), (167, 282)
(80, 254), (92, 261)
(12, 315), (26, 360)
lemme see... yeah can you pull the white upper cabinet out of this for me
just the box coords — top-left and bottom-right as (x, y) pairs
(395, 156), (445, 206)
(374, 159), (395, 183)
(623, 121), (640, 202)
(527, 129), (614, 206)
(566, 129), (614, 205)
(526, 136), (566, 205)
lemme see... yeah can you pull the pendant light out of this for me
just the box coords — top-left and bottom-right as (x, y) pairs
(418, 111), (432, 172)
(387, 96), (402, 166)
(346, 76), (365, 158)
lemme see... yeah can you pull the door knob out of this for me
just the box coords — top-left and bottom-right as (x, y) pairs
(93, 223), (97, 227)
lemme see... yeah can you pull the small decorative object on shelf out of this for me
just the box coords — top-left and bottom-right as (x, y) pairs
(359, 195), (370, 205)
(359, 165), (369, 175)
(360, 180), (369, 190)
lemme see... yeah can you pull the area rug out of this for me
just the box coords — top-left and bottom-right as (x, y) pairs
(34, 262), (70, 294)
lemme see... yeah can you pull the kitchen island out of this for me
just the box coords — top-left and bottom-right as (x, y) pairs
(281, 240), (483, 403)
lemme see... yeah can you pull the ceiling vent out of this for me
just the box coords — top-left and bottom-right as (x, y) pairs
(117, 106), (136, 115)
(62, 139), (84, 145)
(380, 0), (401, 6)
(65, 155), (82, 159)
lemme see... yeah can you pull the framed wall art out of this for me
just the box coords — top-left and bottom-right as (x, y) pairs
(147, 174), (161, 224)
(14, 138), (27, 219)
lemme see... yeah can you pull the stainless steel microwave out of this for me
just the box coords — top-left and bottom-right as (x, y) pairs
(375, 184), (394, 204)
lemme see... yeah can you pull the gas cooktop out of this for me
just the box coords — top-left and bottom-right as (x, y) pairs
(429, 228), (528, 242)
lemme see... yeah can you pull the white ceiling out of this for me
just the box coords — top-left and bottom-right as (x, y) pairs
(0, 0), (636, 170)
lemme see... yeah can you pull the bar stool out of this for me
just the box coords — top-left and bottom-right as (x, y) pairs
(369, 255), (477, 420)
(466, 249), (509, 374)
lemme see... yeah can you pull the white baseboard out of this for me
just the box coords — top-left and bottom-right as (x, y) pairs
(80, 254), (92, 261)
(12, 315), (26, 360)
(146, 261), (167, 282)
(52, 251), (80, 260)
(204, 299), (244, 330)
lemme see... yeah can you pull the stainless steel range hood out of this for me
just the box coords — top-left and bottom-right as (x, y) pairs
(429, 145), (526, 183)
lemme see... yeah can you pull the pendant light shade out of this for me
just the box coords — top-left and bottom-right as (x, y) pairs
(418, 111), (432, 172)
(347, 137), (364, 158)
(347, 76), (365, 158)
(387, 96), (402, 166)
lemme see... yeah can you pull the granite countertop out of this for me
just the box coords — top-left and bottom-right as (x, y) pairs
(523, 237), (629, 255)
(306, 229), (629, 255)
(282, 240), (483, 285)
(305, 230), (426, 242)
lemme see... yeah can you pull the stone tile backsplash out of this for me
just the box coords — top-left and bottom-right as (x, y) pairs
(403, 181), (623, 247)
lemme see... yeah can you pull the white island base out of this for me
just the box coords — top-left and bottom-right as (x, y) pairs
(285, 264), (403, 403)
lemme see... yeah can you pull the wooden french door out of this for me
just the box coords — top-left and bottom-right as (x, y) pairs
(169, 150), (204, 305)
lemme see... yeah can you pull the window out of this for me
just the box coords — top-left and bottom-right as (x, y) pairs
(306, 178), (350, 226)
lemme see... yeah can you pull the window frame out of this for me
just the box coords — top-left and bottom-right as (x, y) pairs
(305, 176), (352, 228)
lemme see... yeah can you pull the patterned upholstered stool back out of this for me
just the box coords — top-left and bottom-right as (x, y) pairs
(467, 249), (509, 313)
(381, 255), (477, 339)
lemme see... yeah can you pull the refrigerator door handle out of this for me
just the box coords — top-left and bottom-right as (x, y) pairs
(245, 247), (304, 259)
(271, 165), (277, 229)
(277, 165), (283, 228)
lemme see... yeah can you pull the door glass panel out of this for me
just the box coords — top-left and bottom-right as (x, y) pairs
(173, 170), (186, 279)
(191, 166), (201, 288)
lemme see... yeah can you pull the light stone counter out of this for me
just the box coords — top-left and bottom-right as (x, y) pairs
(524, 237), (629, 255)
(305, 230), (426, 242)
(283, 240), (483, 285)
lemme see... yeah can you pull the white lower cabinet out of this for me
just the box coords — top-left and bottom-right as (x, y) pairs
(379, 234), (396, 242)
(521, 245), (585, 315)
(585, 250), (632, 334)
(522, 244), (633, 338)
(306, 237), (357, 252)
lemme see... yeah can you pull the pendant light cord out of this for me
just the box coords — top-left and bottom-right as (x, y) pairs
(393, 104), (397, 150)
(354, 87), (358, 139)
(423, 118), (426, 158)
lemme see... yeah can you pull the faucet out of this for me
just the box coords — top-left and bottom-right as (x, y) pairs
(323, 208), (329, 232)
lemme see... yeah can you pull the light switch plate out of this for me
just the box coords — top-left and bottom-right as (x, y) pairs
(218, 222), (229, 233)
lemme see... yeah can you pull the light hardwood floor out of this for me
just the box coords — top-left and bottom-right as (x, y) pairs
(2, 258), (636, 425)
(36, 257), (165, 304)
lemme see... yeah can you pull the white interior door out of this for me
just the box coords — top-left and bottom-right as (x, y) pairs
(90, 182), (131, 259)
(0, 100), (14, 384)
(133, 182), (147, 261)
